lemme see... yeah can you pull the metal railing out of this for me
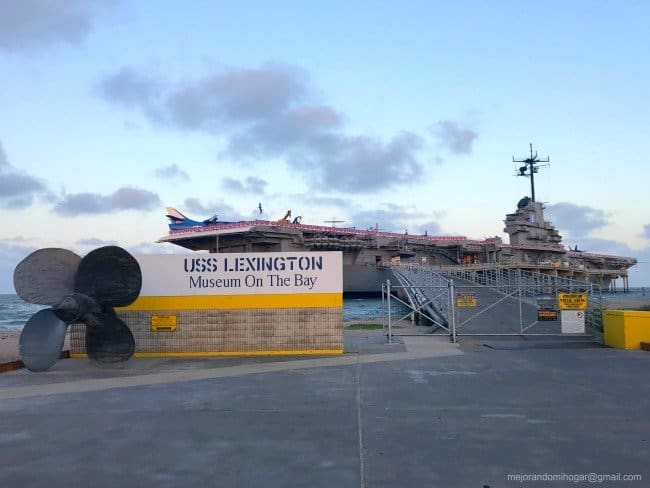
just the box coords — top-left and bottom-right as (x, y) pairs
(392, 266), (452, 325)
(384, 264), (604, 342)
(381, 279), (456, 343)
(437, 265), (603, 332)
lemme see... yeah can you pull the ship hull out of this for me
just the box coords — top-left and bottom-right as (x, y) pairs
(343, 264), (393, 297)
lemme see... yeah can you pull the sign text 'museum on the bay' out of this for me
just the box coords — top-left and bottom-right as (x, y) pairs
(134, 252), (343, 296)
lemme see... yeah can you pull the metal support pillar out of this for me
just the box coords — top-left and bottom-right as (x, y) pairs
(518, 276), (523, 334)
(449, 279), (457, 343)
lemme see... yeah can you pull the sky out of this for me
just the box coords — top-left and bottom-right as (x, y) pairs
(1, 0), (649, 292)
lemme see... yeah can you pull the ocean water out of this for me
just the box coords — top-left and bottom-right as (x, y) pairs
(343, 297), (412, 322)
(600, 287), (649, 300)
(0, 294), (45, 332)
(1, 291), (645, 332)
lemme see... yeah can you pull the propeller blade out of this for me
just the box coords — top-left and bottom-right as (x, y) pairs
(19, 309), (67, 372)
(85, 313), (135, 364)
(13, 249), (81, 305)
(74, 246), (142, 307)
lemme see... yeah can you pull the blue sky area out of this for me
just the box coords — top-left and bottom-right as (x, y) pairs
(1, 0), (649, 291)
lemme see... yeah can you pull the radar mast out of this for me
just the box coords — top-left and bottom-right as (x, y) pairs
(513, 143), (550, 202)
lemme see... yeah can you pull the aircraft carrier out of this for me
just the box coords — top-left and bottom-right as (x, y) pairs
(158, 145), (636, 295)
(158, 196), (636, 296)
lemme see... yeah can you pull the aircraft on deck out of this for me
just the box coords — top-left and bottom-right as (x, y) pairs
(165, 207), (237, 230)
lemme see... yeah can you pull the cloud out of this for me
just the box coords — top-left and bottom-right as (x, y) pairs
(350, 203), (437, 233)
(572, 237), (636, 257)
(567, 237), (650, 287)
(642, 224), (650, 240)
(291, 194), (352, 208)
(0, 141), (51, 209)
(75, 237), (118, 246)
(542, 202), (647, 283)
(0, 0), (113, 53)
(182, 198), (249, 221)
(95, 66), (162, 112)
(224, 105), (343, 157)
(96, 63), (428, 192)
(0, 238), (38, 293)
(221, 176), (267, 194)
(164, 63), (308, 129)
(96, 63), (307, 128)
(55, 193), (105, 214)
(431, 120), (478, 155)
(111, 187), (159, 210)
(544, 202), (608, 237)
(154, 163), (189, 181)
(414, 220), (444, 236)
(223, 106), (423, 191)
(127, 241), (191, 255)
(182, 198), (215, 216)
(278, 130), (423, 192)
(54, 186), (160, 216)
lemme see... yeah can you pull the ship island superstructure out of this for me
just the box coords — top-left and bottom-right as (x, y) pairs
(158, 197), (636, 295)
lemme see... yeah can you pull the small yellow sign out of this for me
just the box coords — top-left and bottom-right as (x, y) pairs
(456, 292), (477, 307)
(557, 293), (588, 310)
(151, 314), (177, 331)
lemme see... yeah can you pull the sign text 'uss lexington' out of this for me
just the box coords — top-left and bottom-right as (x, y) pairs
(134, 252), (343, 296)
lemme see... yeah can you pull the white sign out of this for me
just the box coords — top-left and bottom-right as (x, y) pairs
(135, 252), (342, 296)
(561, 310), (585, 334)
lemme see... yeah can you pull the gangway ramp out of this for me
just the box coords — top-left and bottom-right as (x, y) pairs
(441, 265), (601, 336)
(390, 268), (448, 329)
(387, 265), (596, 339)
(451, 276), (550, 335)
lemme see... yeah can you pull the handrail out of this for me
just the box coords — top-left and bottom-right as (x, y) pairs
(392, 266), (451, 324)
(432, 263), (604, 331)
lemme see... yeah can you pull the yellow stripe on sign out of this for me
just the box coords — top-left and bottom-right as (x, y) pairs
(118, 293), (343, 311)
(70, 350), (344, 358)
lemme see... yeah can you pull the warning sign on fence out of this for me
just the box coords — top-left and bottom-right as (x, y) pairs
(456, 292), (477, 307)
(557, 293), (588, 310)
(537, 309), (558, 321)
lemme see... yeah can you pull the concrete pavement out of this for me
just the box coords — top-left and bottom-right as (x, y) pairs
(1, 331), (648, 487)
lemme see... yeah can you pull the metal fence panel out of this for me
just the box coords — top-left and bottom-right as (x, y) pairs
(383, 265), (600, 342)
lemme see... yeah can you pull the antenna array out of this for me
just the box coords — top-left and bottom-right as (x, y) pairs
(513, 143), (550, 202)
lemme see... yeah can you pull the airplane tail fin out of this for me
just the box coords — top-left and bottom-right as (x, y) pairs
(165, 207), (187, 223)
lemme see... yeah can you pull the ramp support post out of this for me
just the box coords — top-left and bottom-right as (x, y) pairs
(449, 279), (457, 343)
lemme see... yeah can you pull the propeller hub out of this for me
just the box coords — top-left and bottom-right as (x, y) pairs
(52, 293), (100, 324)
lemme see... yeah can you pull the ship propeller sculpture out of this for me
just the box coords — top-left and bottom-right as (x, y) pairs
(13, 246), (142, 372)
